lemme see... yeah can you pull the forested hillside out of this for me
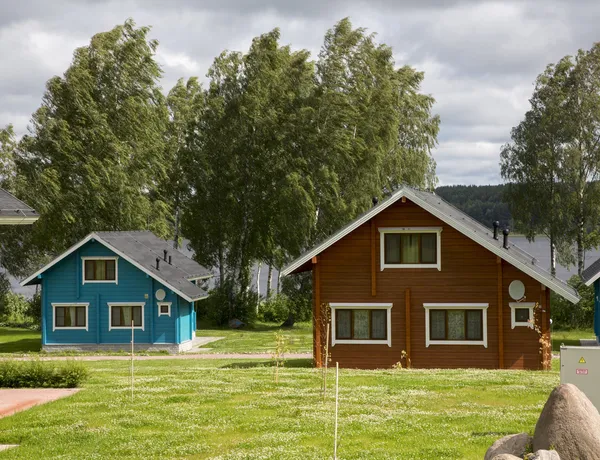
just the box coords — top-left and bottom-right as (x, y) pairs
(435, 185), (512, 228)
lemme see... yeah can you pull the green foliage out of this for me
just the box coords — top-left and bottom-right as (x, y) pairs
(551, 276), (594, 329)
(258, 295), (290, 323)
(0, 359), (88, 388)
(203, 280), (257, 326)
(13, 19), (170, 256)
(0, 292), (39, 328)
(435, 185), (512, 227)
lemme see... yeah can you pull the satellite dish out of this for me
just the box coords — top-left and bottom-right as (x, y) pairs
(509, 280), (525, 301)
(155, 289), (166, 301)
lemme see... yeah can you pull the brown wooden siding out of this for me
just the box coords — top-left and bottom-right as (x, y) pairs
(313, 198), (548, 370)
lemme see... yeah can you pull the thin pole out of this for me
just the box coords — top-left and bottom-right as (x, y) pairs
(334, 362), (339, 460)
(323, 326), (329, 401)
(131, 319), (134, 401)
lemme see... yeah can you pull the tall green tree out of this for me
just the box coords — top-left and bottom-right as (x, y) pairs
(164, 77), (204, 249)
(14, 19), (170, 254)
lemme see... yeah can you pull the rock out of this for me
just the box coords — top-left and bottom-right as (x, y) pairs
(525, 450), (560, 460)
(533, 383), (600, 459)
(492, 455), (522, 460)
(228, 319), (245, 329)
(485, 433), (532, 460)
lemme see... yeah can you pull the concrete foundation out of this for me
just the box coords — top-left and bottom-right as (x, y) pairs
(42, 340), (194, 354)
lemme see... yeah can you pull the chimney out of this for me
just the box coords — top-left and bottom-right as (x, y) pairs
(156, 257), (160, 270)
(503, 228), (510, 249)
(168, 255), (172, 265)
(372, 197), (379, 207)
(492, 221), (500, 240)
(163, 249), (168, 261)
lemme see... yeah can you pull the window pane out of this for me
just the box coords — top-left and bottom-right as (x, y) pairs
(112, 306), (121, 327)
(66, 306), (75, 327)
(336, 310), (351, 339)
(353, 310), (369, 339)
(466, 310), (482, 340)
(385, 234), (401, 264)
(85, 260), (95, 280)
(122, 306), (132, 326)
(421, 233), (437, 263)
(430, 310), (445, 340)
(160, 305), (169, 314)
(401, 234), (419, 263)
(133, 306), (142, 327)
(95, 260), (106, 280)
(56, 307), (65, 327)
(76, 307), (86, 327)
(105, 260), (116, 280)
(371, 310), (387, 339)
(515, 308), (530, 323)
(447, 310), (465, 340)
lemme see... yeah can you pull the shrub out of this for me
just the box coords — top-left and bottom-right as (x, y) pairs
(0, 292), (31, 325)
(0, 359), (89, 388)
(551, 275), (594, 330)
(203, 280), (257, 326)
(258, 294), (290, 323)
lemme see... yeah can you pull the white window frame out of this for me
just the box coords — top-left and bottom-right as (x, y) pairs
(108, 302), (145, 331)
(424, 303), (488, 348)
(329, 303), (393, 347)
(379, 227), (442, 271)
(509, 302), (535, 329)
(82, 256), (119, 285)
(52, 303), (89, 331)
(157, 302), (172, 317)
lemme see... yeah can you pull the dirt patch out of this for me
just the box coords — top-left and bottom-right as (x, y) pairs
(0, 388), (80, 418)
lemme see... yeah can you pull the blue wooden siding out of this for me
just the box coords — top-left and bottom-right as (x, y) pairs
(41, 240), (194, 345)
(595, 280), (600, 339)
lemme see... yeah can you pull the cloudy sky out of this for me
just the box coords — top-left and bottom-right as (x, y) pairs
(0, 0), (598, 185)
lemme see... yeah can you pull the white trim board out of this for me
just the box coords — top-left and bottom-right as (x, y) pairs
(424, 303), (489, 348)
(21, 232), (203, 302)
(280, 186), (579, 304)
(108, 302), (145, 331)
(329, 303), (393, 347)
(52, 303), (89, 331)
(509, 302), (535, 329)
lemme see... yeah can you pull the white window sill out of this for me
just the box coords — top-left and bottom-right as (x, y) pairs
(83, 280), (118, 284)
(427, 340), (487, 347)
(512, 322), (534, 329)
(332, 339), (391, 347)
(381, 263), (440, 271)
(53, 327), (88, 331)
(109, 326), (144, 331)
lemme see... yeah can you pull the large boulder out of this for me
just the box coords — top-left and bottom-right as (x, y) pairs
(525, 450), (560, 460)
(492, 455), (522, 460)
(485, 433), (532, 460)
(533, 383), (600, 459)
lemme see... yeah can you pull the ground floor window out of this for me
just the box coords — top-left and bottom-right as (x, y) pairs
(52, 303), (88, 331)
(424, 303), (488, 347)
(509, 302), (535, 329)
(330, 303), (392, 347)
(108, 303), (145, 330)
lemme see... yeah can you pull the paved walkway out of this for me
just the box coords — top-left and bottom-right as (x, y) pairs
(8, 353), (312, 361)
(0, 388), (80, 418)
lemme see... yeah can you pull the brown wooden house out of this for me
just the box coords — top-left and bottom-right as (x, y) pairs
(281, 186), (579, 370)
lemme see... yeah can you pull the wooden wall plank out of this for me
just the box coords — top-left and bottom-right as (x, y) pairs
(497, 257), (504, 369)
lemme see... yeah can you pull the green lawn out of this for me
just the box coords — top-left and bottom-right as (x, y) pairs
(551, 328), (596, 352)
(196, 321), (313, 353)
(0, 327), (41, 353)
(0, 358), (560, 459)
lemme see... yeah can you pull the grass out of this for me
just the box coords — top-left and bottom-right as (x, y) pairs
(551, 328), (596, 352)
(0, 358), (561, 459)
(0, 327), (41, 353)
(196, 321), (313, 353)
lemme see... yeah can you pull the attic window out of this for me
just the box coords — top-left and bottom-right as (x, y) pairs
(82, 257), (118, 284)
(379, 227), (442, 271)
(158, 302), (171, 317)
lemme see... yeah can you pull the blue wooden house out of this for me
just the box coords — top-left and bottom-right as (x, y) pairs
(21, 231), (212, 352)
(582, 260), (600, 344)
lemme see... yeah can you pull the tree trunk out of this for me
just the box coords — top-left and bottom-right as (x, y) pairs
(577, 191), (585, 276)
(276, 268), (281, 295)
(266, 264), (273, 299)
(550, 236), (556, 277)
(256, 262), (262, 313)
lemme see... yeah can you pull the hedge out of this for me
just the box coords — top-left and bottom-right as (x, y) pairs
(0, 359), (88, 388)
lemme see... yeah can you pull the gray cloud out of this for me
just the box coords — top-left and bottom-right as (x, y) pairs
(0, 0), (597, 185)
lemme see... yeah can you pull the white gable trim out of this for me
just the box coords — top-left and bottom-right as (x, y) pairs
(584, 272), (600, 287)
(21, 233), (200, 303)
(281, 187), (579, 304)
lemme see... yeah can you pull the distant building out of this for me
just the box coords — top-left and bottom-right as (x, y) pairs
(0, 188), (38, 225)
(21, 231), (211, 353)
(581, 262), (600, 344)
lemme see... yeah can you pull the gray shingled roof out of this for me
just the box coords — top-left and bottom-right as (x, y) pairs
(282, 185), (579, 303)
(0, 188), (38, 222)
(22, 231), (211, 302)
(582, 257), (600, 285)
